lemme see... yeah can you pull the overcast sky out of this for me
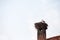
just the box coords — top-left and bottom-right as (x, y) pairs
(0, 0), (60, 40)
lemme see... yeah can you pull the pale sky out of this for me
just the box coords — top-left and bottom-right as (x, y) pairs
(0, 0), (60, 40)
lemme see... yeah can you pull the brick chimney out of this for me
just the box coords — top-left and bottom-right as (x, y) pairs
(34, 20), (48, 40)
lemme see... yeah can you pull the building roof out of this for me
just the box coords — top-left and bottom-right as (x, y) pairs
(47, 36), (60, 40)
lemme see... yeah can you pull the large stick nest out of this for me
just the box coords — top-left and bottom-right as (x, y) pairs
(35, 22), (48, 30)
